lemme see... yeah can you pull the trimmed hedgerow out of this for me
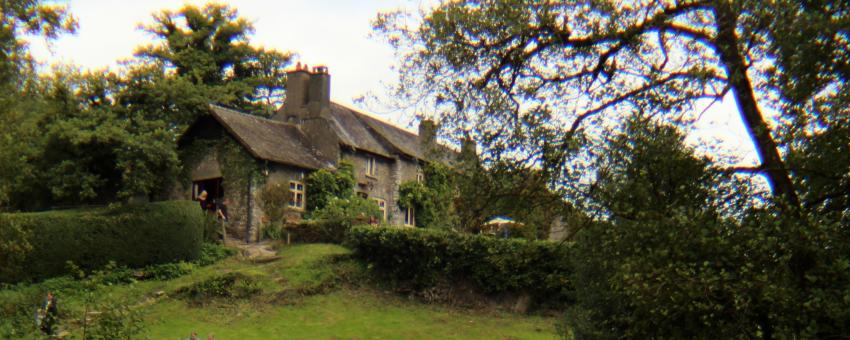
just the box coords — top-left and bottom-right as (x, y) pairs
(346, 226), (573, 307)
(0, 200), (205, 283)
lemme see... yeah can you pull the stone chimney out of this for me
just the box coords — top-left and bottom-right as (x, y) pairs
(418, 119), (437, 145)
(278, 62), (311, 121)
(307, 66), (330, 111)
(275, 63), (339, 163)
(418, 119), (439, 159)
(276, 63), (332, 121)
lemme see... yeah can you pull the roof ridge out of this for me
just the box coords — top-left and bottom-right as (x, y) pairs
(330, 101), (418, 137)
(208, 103), (299, 128)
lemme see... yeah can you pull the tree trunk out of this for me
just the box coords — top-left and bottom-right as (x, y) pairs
(713, 3), (801, 213)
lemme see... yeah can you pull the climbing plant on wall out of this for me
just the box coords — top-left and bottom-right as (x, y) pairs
(305, 160), (355, 213)
(398, 162), (457, 229)
(216, 136), (263, 194)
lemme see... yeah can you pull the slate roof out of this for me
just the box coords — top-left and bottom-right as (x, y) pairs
(208, 105), (332, 170)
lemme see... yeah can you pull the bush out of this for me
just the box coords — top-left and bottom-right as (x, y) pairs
(143, 262), (196, 281)
(282, 220), (348, 244)
(194, 242), (237, 266)
(566, 213), (850, 339)
(300, 197), (381, 243)
(346, 226), (573, 308)
(177, 272), (261, 305)
(0, 200), (205, 283)
(305, 161), (355, 213)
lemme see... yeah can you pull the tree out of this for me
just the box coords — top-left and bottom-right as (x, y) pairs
(0, 0), (76, 209)
(136, 3), (292, 117)
(565, 116), (850, 339)
(0, 0), (77, 88)
(374, 0), (849, 213)
(455, 159), (572, 239)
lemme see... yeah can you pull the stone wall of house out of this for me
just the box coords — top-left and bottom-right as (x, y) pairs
(342, 149), (401, 223)
(391, 156), (422, 225)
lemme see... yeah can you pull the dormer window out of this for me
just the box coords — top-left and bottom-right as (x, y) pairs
(366, 156), (377, 177)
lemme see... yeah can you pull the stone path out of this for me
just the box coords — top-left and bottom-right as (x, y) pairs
(225, 238), (280, 263)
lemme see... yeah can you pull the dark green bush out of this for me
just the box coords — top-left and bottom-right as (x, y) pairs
(177, 272), (260, 304)
(305, 161), (355, 213)
(143, 262), (196, 281)
(286, 196), (380, 244)
(194, 242), (236, 266)
(283, 220), (348, 244)
(347, 226), (573, 308)
(0, 200), (205, 283)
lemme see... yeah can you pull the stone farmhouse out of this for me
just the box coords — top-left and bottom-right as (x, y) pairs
(176, 65), (456, 241)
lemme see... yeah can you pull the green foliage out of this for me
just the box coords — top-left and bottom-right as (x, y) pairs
(258, 181), (291, 224)
(194, 242), (237, 267)
(312, 196), (381, 229)
(262, 222), (286, 240)
(0, 215), (32, 280)
(0, 0), (76, 87)
(456, 160), (573, 239)
(374, 0), (831, 210)
(143, 262), (196, 281)
(85, 301), (145, 340)
(307, 197), (382, 243)
(0, 3), (294, 211)
(136, 3), (292, 115)
(177, 272), (261, 304)
(218, 135), (263, 196)
(281, 220), (349, 244)
(0, 201), (205, 283)
(566, 118), (850, 339)
(347, 226), (573, 308)
(305, 161), (355, 212)
(398, 162), (457, 229)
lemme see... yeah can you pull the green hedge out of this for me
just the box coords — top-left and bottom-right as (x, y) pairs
(347, 226), (573, 307)
(0, 200), (205, 283)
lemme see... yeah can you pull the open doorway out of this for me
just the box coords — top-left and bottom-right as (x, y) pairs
(193, 177), (224, 210)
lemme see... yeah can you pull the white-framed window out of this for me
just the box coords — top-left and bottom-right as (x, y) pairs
(416, 168), (425, 183)
(372, 198), (387, 221)
(289, 180), (305, 210)
(366, 156), (377, 177)
(404, 206), (415, 227)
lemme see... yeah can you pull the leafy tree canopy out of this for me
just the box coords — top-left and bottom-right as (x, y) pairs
(136, 3), (292, 117)
(374, 0), (849, 215)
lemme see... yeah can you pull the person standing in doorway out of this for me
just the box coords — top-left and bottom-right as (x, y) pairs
(198, 190), (208, 210)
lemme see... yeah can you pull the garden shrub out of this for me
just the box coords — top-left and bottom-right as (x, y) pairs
(565, 213), (850, 339)
(398, 162), (457, 229)
(177, 272), (261, 304)
(0, 200), (205, 283)
(305, 160), (355, 213)
(85, 301), (145, 339)
(283, 220), (355, 244)
(295, 196), (381, 243)
(347, 226), (573, 308)
(142, 262), (197, 281)
(194, 242), (237, 266)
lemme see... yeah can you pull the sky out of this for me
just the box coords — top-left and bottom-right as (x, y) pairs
(27, 0), (763, 172)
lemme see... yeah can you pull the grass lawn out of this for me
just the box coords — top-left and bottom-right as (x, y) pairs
(2, 244), (559, 339)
